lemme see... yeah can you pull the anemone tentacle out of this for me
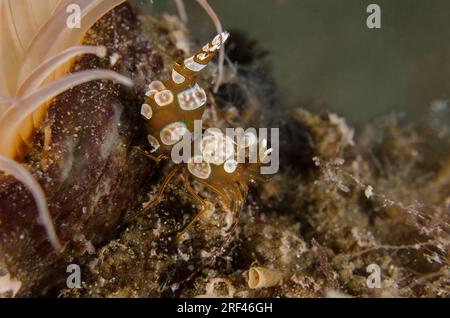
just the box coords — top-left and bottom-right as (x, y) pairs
(195, 0), (225, 92)
(17, 45), (106, 96)
(0, 0), (129, 159)
(0, 156), (62, 251)
(0, 69), (133, 158)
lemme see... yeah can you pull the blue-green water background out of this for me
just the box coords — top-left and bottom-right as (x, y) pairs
(134, 0), (450, 127)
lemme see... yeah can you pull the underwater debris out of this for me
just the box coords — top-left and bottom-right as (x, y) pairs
(247, 267), (284, 289)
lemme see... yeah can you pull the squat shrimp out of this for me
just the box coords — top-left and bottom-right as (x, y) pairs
(130, 32), (272, 242)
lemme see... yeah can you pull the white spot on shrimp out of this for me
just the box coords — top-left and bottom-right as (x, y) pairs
(365, 185), (374, 199)
(172, 69), (185, 84)
(154, 90), (174, 107)
(160, 121), (188, 145)
(224, 159), (238, 173)
(147, 134), (160, 153)
(201, 132), (235, 165)
(177, 84), (207, 111)
(184, 56), (206, 72)
(149, 80), (165, 91)
(188, 156), (211, 179)
(145, 89), (158, 97)
(140, 103), (153, 119)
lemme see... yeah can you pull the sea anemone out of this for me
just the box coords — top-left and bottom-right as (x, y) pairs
(0, 0), (132, 158)
(0, 0), (132, 249)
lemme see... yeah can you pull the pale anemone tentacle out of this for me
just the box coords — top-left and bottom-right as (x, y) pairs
(16, 45), (107, 137)
(7, 0), (87, 85)
(0, 0), (135, 250)
(18, 0), (106, 80)
(0, 1), (26, 95)
(19, 0), (126, 132)
(174, 0), (188, 24)
(0, 70), (133, 158)
(27, 0), (61, 28)
(0, 156), (62, 251)
(17, 45), (107, 96)
(52, 0), (128, 64)
(0, 95), (16, 104)
(0, 0), (130, 159)
(195, 0), (225, 93)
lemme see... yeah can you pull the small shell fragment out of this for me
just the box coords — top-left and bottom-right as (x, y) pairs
(109, 52), (120, 66)
(365, 185), (374, 199)
(247, 267), (283, 289)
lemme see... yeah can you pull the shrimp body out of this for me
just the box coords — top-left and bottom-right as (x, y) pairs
(136, 32), (270, 241)
(141, 32), (229, 157)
